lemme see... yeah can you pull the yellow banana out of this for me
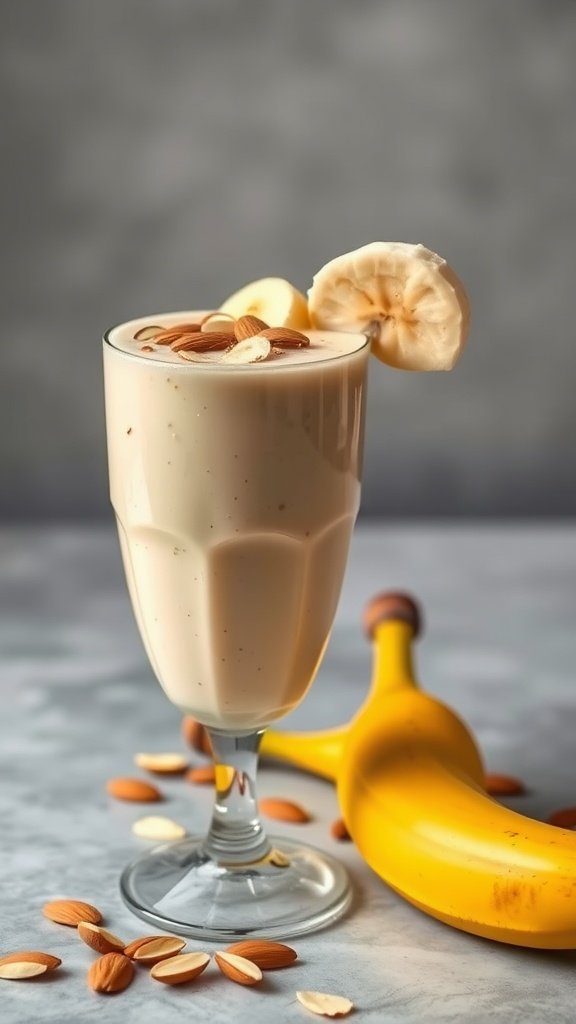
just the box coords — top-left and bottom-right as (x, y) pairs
(263, 593), (576, 948)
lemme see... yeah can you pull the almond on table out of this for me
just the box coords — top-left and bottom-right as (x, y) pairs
(131, 936), (186, 965)
(150, 951), (210, 985)
(296, 990), (354, 1017)
(0, 951), (61, 979)
(131, 816), (187, 840)
(106, 777), (163, 802)
(78, 922), (125, 954)
(87, 952), (134, 994)
(123, 934), (172, 959)
(214, 950), (263, 986)
(259, 797), (311, 823)
(43, 899), (102, 926)
(133, 752), (189, 774)
(224, 939), (297, 969)
(186, 765), (216, 785)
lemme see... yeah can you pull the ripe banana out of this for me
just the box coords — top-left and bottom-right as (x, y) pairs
(262, 592), (576, 948)
(308, 242), (470, 371)
(220, 277), (311, 330)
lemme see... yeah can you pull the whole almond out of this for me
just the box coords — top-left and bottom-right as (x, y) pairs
(171, 331), (232, 353)
(234, 314), (268, 341)
(134, 325), (163, 342)
(150, 951), (210, 985)
(132, 815), (187, 841)
(225, 940), (297, 970)
(0, 951), (61, 971)
(330, 818), (351, 841)
(181, 716), (213, 755)
(78, 922), (125, 955)
(134, 752), (189, 775)
(261, 326), (310, 347)
(123, 935), (171, 959)
(214, 950), (262, 986)
(132, 936), (186, 965)
(88, 952), (134, 994)
(185, 765), (216, 785)
(153, 323), (202, 345)
(106, 778), (162, 802)
(259, 798), (311, 823)
(296, 990), (353, 1017)
(43, 899), (102, 927)
(0, 962), (48, 980)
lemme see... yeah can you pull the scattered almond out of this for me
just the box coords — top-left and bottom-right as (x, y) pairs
(150, 951), (211, 986)
(214, 950), (262, 986)
(132, 816), (187, 841)
(123, 935), (171, 959)
(171, 331), (232, 353)
(225, 940), (297, 970)
(106, 778), (162, 802)
(140, 345), (154, 353)
(485, 773), (526, 797)
(134, 752), (189, 775)
(43, 899), (102, 927)
(261, 326), (310, 347)
(234, 314), (269, 340)
(186, 765), (216, 785)
(201, 312), (236, 335)
(0, 951), (61, 971)
(330, 818), (351, 841)
(296, 990), (354, 1017)
(0, 962), (48, 980)
(78, 922), (125, 955)
(548, 806), (576, 829)
(131, 936), (186, 965)
(134, 325), (163, 342)
(259, 797), (311, 823)
(221, 336), (271, 364)
(181, 716), (213, 755)
(87, 952), (134, 994)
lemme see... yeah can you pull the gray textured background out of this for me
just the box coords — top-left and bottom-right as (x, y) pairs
(1, 0), (575, 520)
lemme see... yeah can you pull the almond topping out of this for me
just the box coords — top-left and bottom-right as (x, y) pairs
(131, 936), (186, 965)
(132, 816), (187, 841)
(221, 336), (271, 364)
(43, 899), (102, 927)
(171, 331), (232, 353)
(78, 922), (125, 955)
(225, 940), (297, 970)
(153, 323), (202, 345)
(134, 752), (189, 774)
(150, 951), (211, 985)
(0, 962), (48, 980)
(201, 312), (236, 335)
(259, 797), (311, 823)
(0, 951), (61, 971)
(234, 314), (269, 340)
(261, 326), (310, 347)
(106, 777), (162, 802)
(185, 765), (216, 785)
(181, 716), (213, 755)
(296, 990), (354, 1017)
(134, 325), (163, 342)
(140, 345), (154, 353)
(330, 818), (351, 841)
(87, 952), (134, 994)
(214, 950), (262, 986)
(123, 935), (171, 959)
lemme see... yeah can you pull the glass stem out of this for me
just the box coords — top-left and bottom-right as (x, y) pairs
(203, 729), (271, 866)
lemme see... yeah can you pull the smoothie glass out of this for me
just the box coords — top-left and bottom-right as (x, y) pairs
(103, 313), (369, 939)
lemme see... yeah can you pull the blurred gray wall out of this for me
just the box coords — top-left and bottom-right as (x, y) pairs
(1, 0), (575, 519)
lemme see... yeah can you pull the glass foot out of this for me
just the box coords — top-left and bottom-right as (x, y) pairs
(120, 834), (352, 941)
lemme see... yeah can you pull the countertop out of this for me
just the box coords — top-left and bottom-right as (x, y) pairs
(2, 523), (576, 1024)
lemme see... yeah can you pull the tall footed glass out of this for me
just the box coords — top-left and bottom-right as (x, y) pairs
(103, 313), (369, 939)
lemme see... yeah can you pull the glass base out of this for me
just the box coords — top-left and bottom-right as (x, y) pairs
(120, 834), (352, 941)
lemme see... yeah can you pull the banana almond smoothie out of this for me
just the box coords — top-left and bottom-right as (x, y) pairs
(104, 311), (369, 731)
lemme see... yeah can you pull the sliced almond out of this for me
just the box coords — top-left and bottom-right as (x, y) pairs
(225, 940), (297, 970)
(132, 936), (186, 965)
(330, 818), (351, 841)
(261, 326), (310, 347)
(172, 331), (233, 353)
(78, 922), (125, 955)
(201, 312), (236, 335)
(106, 777), (162, 802)
(296, 990), (354, 1017)
(178, 351), (220, 363)
(123, 934), (171, 959)
(134, 325), (164, 342)
(259, 797), (310, 823)
(221, 336), (271, 364)
(140, 344), (155, 353)
(153, 323), (202, 345)
(268, 848), (291, 868)
(0, 962), (48, 980)
(0, 951), (61, 971)
(234, 314), (269, 341)
(134, 752), (189, 774)
(181, 716), (213, 755)
(150, 951), (211, 985)
(132, 816), (187, 841)
(87, 952), (134, 994)
(185, 765), (216, 785)
(43, 899), (102, 927)
(214, 950), (262, 986)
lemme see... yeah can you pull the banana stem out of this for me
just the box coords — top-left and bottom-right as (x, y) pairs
(371, 621), (418, 696)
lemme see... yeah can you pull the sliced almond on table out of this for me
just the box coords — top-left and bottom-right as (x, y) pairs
(485, 773), (526, 796)
(87, 952), (134, 994)
(261, 326), (310, 347)
(186, 765), (216, 785)
(296, 990), (354, 1017)
(221, 336), (271, 364)
(106, 777), (162, 802)
(131, 936), (186, 965)
(330, 818), (351, 841)
(123, 935), (171, 959)
(234, 314), (269, 341)
(225, 939), (297, 969)
(214, 950), (262, 986)
(0, 962), (48, 980)
(78, 922), (125, 954)
(150, 951), (211, 985)
(259, 797), (311, 823)
(181, 716), (213, 755)
(134, 325), (163, 342)
(43, 899), (102, 926)
(0, 951), (61, 973)
(132, 816), (187, 841)
(134, 752), (189, 774)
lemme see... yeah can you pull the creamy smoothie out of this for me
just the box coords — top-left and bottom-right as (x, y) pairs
(104, 313), (369, 731)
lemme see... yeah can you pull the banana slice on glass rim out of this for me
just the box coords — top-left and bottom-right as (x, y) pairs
(308, 241), (470, 371)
